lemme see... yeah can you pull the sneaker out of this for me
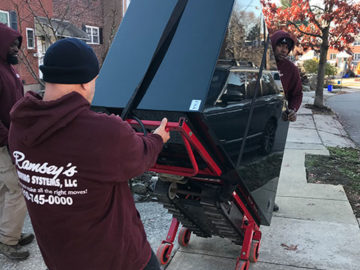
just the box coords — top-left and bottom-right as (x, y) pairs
(273, 203), (279, 212)
(18, 233), (35, 246)
(0, 242), (29, 260)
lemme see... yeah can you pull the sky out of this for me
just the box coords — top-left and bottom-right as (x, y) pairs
(235, 0), (263, 16)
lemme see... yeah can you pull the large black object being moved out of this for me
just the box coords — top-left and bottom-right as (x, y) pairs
(92, 0), (289, 269)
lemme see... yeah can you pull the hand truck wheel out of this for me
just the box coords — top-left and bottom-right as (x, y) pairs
(156, 243), (172, 265)
(235, 259), (249, 270)
(249, 240), (260, 263)
(177, 227), (191, 247)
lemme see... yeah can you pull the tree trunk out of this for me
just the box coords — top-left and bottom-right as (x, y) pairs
(314, 27), (330, 108)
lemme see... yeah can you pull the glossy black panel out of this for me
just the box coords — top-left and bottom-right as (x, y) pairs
(202, 0), (289, 224)
(93, 0), (179, 107)
(203, 65), (288, 224)
(138, 0), (234, 111)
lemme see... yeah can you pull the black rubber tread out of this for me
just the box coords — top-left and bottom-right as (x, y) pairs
(154, 180), (243, 244)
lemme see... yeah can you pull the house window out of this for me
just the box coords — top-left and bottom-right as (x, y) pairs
(353, 40), (360, 46)
(26, 28), (35, 49)
(354, 53), (360, 60)
(0, 10), (10, 26)
(329, 54), (337, 60)
(85, 25), (100, 44)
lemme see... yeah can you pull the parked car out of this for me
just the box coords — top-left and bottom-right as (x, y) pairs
(271, 70), (283, 92)
(203, 65), (284, 162)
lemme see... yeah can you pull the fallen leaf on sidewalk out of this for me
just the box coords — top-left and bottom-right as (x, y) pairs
(281, 243), (298, 251)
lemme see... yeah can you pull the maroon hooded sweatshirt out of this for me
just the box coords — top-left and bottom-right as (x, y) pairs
(0, 23), (23, 147)
(270, 30), (303, 111)
(8, 91), (163, 270)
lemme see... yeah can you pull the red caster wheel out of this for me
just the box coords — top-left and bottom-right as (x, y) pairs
(249, 240), (260, 263)
(178, 227), (191, 247)
(235, 259), (249, 270)
(156, 243), (173, 265)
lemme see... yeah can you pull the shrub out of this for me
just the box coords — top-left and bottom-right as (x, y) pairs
(303, 59), (318, 74)
(303, 58), (337, 76)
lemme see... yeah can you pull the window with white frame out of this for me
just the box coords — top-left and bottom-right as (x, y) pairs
(26, 28), (35, 49)
(329, 53), (337, 60)
(353, 40), (360, 46)
(0, 10), (10, 26)
(85, 25), (100, 44)
(354, 53), (360, 61)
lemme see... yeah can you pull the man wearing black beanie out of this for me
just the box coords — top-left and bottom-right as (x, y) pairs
(8, 38), (170, 270)
(270, 30), (303, 213)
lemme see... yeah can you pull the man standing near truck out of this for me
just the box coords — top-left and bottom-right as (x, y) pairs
(270, 30), (303, 212)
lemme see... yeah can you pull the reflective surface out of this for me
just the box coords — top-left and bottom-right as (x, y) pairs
(93, 0), (234, 111)
(204, 0), (288, 224)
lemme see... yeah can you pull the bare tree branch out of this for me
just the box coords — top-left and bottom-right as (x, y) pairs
(307, 1), (324, 31)
(311, 5), (325, 12)
(9, 0), (118, 85)
(332, 18), (357, 46)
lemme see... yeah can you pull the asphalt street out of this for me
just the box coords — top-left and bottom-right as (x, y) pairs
(326, 90), (360, 147)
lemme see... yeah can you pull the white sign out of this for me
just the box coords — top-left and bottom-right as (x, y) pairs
(189, 100), (201, 111)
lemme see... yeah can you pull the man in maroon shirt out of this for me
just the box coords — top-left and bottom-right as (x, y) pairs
(0, 23), (34, 261)
(270, 30), (303, 212)
(271, 30), (303, 122)
(8, 38), (170, 270)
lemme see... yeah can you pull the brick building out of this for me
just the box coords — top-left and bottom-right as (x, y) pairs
(0, 0), (131, 91)
(327, 37), (360, 75)
(0, 0), (53, 90)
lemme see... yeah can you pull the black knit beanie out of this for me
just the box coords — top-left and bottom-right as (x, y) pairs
(40, 38), (99, 84)
(277, 37), (294, 51)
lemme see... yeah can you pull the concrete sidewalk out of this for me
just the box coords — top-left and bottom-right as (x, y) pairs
(166, 91), (360, 270)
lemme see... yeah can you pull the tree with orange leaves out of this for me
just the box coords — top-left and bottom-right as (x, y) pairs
(261, 0), (360, 107)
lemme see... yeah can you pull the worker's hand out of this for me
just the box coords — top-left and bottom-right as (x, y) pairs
(153, 118), (170, 143)
(287, 109), (297, 122)
(282, 109), (297, 122)
(282, 111), (288, 121)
